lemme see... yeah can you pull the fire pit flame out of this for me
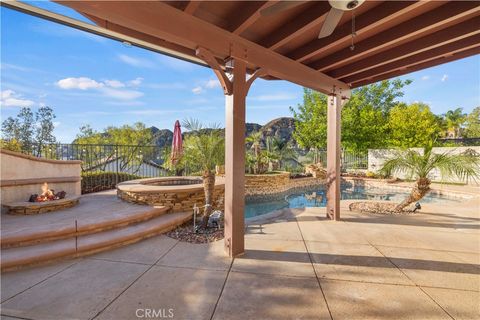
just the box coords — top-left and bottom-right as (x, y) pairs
(29, 183), (66, 202)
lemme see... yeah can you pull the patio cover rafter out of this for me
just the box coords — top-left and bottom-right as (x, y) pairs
(56, 0), (350, 97)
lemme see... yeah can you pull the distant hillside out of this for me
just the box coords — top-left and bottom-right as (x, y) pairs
(150, 117), (296, 148)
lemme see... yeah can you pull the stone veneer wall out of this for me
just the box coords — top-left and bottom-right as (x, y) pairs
(0, 149), (81, 212)
(117, 185), (224, 213)
(245, 172), (325, 200)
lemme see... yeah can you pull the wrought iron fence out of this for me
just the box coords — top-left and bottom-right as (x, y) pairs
(299, 149), (368, 170)
(11, 143), (368, 193)
(20, 143), (186, 194)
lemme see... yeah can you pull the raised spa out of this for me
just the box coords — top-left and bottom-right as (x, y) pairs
(116, 176), (225, 212)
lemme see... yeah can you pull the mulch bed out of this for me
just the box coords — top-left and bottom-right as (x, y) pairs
(348, 201), (416, 215)
(166, 220), (224, 243)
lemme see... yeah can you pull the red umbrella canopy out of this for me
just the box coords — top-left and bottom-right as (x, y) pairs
(171, 120), (183, 165)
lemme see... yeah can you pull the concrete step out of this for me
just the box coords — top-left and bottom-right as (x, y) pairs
(1, 206), (170, 249)
(1, 211), (191, 272)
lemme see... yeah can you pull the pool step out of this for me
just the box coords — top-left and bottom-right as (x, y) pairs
(1, 206), (170, 249)
(1, 211), (192, 272)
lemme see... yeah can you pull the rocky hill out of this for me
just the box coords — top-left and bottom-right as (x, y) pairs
(150, 117), (296, 148)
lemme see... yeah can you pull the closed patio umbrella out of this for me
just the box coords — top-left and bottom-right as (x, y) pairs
(170, 120), (183, 166)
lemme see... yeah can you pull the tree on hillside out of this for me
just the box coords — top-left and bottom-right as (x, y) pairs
(34, 106), (57, 155)
(351, 79), (412, 115)
(290, 88), (328, 152)
(388, 103), (442, 148)
(380, 144), (479, 212)
(291, 79), (411, 154)
(342, 79), (411, 153)
(443, 107), (466, 138)
(463, 107), (480, 138)
(1, 106), (56, 154)
(74, 122), (153, 172)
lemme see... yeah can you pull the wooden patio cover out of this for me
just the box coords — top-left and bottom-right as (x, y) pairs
(6, 0), (478, 256)
(56, 0), (480, 92)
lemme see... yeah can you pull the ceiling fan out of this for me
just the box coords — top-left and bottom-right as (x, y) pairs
(260, 0), (365, 38)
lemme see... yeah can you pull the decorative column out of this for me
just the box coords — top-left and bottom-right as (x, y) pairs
(326, 93), (342, 220)
(195, 47), (265, 257)
(224, 58), (247, 257)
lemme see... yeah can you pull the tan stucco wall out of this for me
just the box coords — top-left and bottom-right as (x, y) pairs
(1, 149), (81, 207)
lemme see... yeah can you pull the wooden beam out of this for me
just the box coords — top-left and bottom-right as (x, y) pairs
(224, 57), (247, 257)
(258, 1), (331, 50)
(350, 46), (480, 88)
(196, 47), (232, 95)
(84, 13), (198, 60)
(329, 17), (480, 79)
(310, 1), (480, 72)
(341, 34), (480, 84)
(227, 1), (270, 35)
(183, 1), (201, 15)
(57, 0), (350, 96)
(1, 0), (208, 67)
(288, 1), (425, 63)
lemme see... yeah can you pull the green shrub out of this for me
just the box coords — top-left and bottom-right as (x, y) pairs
(81, 171), (142, 194)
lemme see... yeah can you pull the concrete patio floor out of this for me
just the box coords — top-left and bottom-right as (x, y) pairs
(1, 195), (479, 320)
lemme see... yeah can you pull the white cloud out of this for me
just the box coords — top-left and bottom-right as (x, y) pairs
(102, 87), (143, 100)
(192, 86), (203, 94)
(56, 77), (144, 100)
(104, 79), (125, 88)
(441, 74), (448, 82)
(191, 78), (221, 94)
(205, 79), (220, 89)
(0, 90), (35, 107)
(421, 75), (430, 81)
(250, 93), (297, 101)
(53, 121), (61, 128)
(118, 54), (154, 68)
(128, 77), (143, 87)
(56, 77), (104, 90)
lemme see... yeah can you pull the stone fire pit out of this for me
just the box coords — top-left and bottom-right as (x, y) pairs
(3, 196), (80, 215)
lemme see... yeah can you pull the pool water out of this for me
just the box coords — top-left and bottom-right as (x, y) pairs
(244, 185), (462, 219)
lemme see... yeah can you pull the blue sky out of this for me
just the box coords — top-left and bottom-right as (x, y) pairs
(1, 3), (479, 143)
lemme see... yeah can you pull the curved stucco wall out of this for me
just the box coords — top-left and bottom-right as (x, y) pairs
(0, 149), (81, 208)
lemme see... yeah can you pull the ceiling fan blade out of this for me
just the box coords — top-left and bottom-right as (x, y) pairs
(260, 1), (305, 17)
(318, 7), (344, 38)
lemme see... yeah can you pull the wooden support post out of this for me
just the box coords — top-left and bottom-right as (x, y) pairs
(326, 94), (342, 220)
(224, 58), (247, 257)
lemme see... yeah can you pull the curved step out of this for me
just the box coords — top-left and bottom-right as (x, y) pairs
(1, 211), (191, 272)
(1, 206), (170, 249)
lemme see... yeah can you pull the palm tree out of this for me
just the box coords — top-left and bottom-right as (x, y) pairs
(182, 119), (224, 227)
(268, 137), (298, 170)
(246, 131), (263, 174)
(380, 144), (479, 212)
(444, 108), (466, 138)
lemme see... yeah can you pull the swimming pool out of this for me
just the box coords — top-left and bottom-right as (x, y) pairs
(244, 185), (463, 218)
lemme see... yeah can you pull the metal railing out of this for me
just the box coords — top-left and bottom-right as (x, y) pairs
(10, 143), (369, 193)
(16, 143), (183, 194)
(300, 149), (368, 170)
